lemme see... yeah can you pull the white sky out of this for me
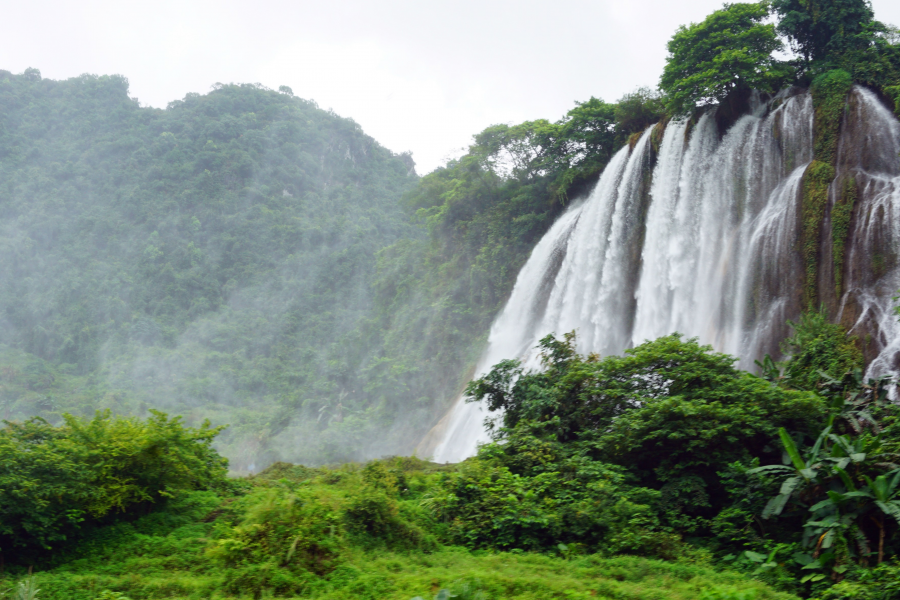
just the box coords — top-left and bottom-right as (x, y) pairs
(3, 0), (899, 173)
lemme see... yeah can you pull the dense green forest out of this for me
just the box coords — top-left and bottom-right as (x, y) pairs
(0, 70), (428, 467)
(3, 0), (900, 597)
(0, 68), (662, 467)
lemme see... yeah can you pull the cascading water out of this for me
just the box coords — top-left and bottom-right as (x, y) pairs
(837, 87), (900, 380)
(431, 88), (900, 463)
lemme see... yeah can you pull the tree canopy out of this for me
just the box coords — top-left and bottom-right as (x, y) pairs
(773, 0), (879, 64)
(660, 2), (792, 114)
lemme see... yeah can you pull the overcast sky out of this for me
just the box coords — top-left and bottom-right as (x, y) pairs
(3, 0), (899, 173)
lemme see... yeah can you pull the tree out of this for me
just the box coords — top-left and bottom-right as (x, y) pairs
(466, 333), (826, 521)
(614, 87), (666, 139)
(773, 0), (879, 65)
(660, 2), (792, 114)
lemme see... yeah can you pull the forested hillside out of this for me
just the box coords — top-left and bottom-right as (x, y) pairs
(0, 70), (664, 468)
(0, 70), (421, 467)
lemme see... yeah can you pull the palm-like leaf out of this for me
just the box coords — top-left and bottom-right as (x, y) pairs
(14, 578), (38, 600)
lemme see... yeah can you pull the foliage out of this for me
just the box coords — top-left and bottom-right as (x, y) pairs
(832, 176), (857, 297)
(613, 88), (667, 143)
(1, 319), (882, 598)
(660, 2), (792, 114)
(814, 559), (900, 599)
(459, 319), (900, 596)
(795, 68), (852, 312)
(773, 0), (879, 64)
(886, 84), (900, 116)
(810, 69), (854, 165)
(0, 411), (226, 557)
(0, 68), (428, 467)
(3, 577), (40, 600)
(733, 347), (899, 594)
(800, 161), (836, 309)
(772, 0), (900, 99)
(750, 418), (900, 579)
(4, 460), (798, 600)
(467, 333), (825, 517)
(779, 309), (863, 391)
(426, 447), (678, 556)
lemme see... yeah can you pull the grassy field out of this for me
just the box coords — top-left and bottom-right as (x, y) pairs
(9, 462), (798, 600)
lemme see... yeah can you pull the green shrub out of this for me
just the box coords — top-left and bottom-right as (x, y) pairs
(207, 487), (343, 575)
(0, 410), (226, 558)
(344, 486), (431, 550)
(781, 309), (863, 390)
(885, 85), (900, 116)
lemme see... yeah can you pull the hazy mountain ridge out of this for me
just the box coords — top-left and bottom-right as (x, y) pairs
(0, 69), (422, 466)
(0, 68), (639, 468)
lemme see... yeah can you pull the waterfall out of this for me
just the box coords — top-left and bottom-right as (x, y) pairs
(838, 87), (900, 380)
(432, 88), (900, 463)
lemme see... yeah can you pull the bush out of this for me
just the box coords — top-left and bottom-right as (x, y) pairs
(0, 410), (226, 558)
(207, 487), (343, 575)
(428, 451), (679, 557)
(781, 309), (863, 391)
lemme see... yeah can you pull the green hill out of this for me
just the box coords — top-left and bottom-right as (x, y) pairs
(0, 69), (421, 466)
(0, 68), (637, 468)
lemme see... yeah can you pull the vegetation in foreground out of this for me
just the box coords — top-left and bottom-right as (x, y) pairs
(2, 312), (899, 599)
(0, 461), (797, 600)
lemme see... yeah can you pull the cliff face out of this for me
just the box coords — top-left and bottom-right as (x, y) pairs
(828, 86), (900, 372)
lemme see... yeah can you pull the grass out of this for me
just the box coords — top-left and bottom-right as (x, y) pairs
(27, 546), (800, 600)
(3, 458), (800, 600)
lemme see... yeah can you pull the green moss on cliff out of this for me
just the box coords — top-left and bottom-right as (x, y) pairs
(627, 130), (644, 150)
(650, 118), (669, 154)
(803, 70), (851, 309)
(810, 69), (853, 165)
(831, 176), (857, 297)
(801, 160), (835, 309)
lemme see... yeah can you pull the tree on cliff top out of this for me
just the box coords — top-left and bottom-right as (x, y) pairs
(660, 2), (793, 114)
(773, 0), (878, 65)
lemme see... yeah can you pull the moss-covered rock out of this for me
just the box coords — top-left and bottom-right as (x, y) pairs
(831, 175), (857, 297)
(801, 70), (853, 311)
(801, 160), (836, 309)
(810, 69), (853, 165)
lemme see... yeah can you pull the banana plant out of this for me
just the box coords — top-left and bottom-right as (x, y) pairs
(862, 469), (900, 564)
(748, 426), (831, 518)
(754, 353), (784, 384)
(816, 368), (893, 435)
(751, 417), (900, 569)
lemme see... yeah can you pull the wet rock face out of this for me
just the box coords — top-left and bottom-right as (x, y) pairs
(837, 89), (900, 177)
(833, 88), (900, 370)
